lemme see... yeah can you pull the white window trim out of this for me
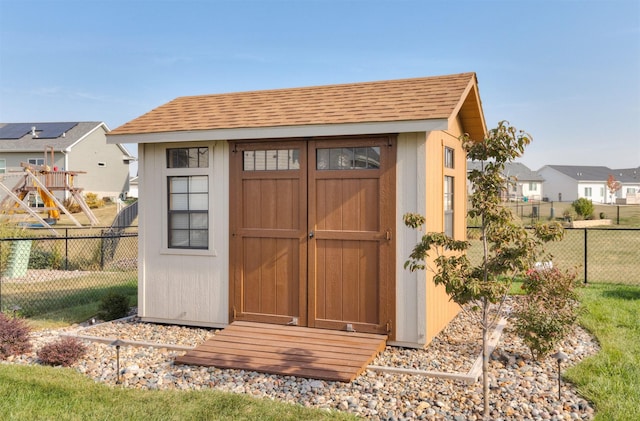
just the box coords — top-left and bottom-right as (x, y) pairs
(160, 142), (217, 257)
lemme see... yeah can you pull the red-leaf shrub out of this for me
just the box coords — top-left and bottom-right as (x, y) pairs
(0, 312), (32, 359)
(37, 337), (87, 367)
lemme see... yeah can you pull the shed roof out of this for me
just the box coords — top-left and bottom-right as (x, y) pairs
(108, 72), (486, 143)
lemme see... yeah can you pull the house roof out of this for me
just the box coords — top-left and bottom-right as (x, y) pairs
(467, 161), (544, 181)
(107, 72), (486, 143)
(0, 121), (135, 158)
(541, 165), (640, 183)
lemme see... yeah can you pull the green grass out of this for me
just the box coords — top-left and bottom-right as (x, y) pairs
(0, 364), (356, 421)
(565, 283), (640, 421)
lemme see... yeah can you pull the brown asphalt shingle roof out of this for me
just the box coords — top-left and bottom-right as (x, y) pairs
(110, 73), (478, 136)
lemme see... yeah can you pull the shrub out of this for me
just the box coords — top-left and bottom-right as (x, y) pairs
(513, 267), (580, 360)
(84, 193), (105, 209)
(0, 312), (32, 359)
(62, 198), (82, 213)
(97, 292), (130, 321)
(37, 336), (87, 367)
(571, 198), (594, 220)
(599, 212), (606, 219)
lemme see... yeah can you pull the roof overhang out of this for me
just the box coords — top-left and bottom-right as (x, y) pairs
(107, 119), (449, 144)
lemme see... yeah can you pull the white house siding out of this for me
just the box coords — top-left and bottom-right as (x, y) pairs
(138, 140), (229, 327)
(539, 167), (578, 202)
(579, 182), (607, 204)
(521, 181), (542, 201)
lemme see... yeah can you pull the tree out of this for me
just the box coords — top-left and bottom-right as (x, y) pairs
(607, 174), (622, 204)
(404, 121), (564, 418)
(572, 197), (594, 220)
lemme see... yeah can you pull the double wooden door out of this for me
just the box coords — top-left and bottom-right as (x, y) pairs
(230, 136), (396, 337)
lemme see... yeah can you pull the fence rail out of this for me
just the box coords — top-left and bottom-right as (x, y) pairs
(467, 227), (639, 284)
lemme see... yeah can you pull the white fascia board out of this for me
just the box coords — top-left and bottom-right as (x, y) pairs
(106, 119), (449, 144)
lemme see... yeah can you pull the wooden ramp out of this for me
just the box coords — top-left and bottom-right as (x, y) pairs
(174, 321), (387, 382)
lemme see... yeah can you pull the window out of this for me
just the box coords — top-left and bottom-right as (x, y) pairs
(166, 147), (209, 250)
(529, 182), (538, 191)
(444, 176), (454, 237)
(167, 147), (208, 168)
(444, 147), (454, 169)
(627, 188), (637, 194)
(0, 159), (5, 174)
(316, 147), (380, 170)
(584, 187), (592, 197)
(28, 158), (45, 166)
(244, 149), (300, 171)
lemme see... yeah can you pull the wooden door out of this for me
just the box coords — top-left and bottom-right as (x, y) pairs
(308, 136), (396, 337)
(230, 136), (396, 338)
(229, 141), (308, 326)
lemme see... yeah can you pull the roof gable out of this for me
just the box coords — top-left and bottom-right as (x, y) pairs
(108, 72), (486, 142)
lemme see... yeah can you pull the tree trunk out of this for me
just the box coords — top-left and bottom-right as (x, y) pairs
(483, 300), (490, 418)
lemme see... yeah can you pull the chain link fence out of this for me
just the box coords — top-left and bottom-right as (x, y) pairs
(0, 228), (137, 317)
(467, 227), (640, 284)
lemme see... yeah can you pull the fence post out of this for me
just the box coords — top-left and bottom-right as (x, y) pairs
(617, 206), (620, 225)
(65, 228), (69, 271)
(583, 229), (588, 284)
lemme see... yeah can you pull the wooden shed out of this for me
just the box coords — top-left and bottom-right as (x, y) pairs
(107, 72), (486, 347)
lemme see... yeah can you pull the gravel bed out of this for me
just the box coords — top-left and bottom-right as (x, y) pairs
(4, 299), (599, 420)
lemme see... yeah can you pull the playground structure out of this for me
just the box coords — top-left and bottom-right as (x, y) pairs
(0, 147), (99, 234)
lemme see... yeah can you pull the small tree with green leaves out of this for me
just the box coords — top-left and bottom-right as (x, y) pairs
(572, 197), (594, 220)
(404, 121), (564, 418)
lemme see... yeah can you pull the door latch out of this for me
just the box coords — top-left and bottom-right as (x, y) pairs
(309, 231), (314, 238)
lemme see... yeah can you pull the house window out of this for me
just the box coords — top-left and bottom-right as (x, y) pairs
(167, 147), (208, 168)
(28, 158), (45, 167)
(244, 149), (300, 171)
(168, 176), (208, 249)
(444, 147), (454, 169)
(444, 176), (454, 237)
(0, 159), (5, 174)
(627, 188), (637, 194)
(166, 147), (210, 250)
(584, 187), (592, 197)
(316, 147), (380, 170)
(529, 182), (538, 191)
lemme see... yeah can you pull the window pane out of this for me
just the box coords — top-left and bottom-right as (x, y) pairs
(170, 230), (189, 247)
(167, 147), (209, 168)
(190, 230), (208, 248)
(171, 213), (189, 229)
(243, 149), (300, 171)
(316, 147), (380, 170)
(171, 194), (189, 210)
(190, 213), (208, 229)
(170, 177), (188, 193)
(189, 193), (208, 210)
(189, 176), (208, 192)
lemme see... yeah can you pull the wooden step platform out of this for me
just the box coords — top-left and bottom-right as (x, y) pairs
(174, 321), (387, 382)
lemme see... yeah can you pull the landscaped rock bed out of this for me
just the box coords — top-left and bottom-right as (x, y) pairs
(5, 299), (598, 420)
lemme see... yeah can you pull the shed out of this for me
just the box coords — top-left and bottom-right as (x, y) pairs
(107, 72), (487, 347)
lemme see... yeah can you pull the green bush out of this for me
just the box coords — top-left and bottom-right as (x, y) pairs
(84, 193), (105, 209)
(0, 312), (32, 359)
(571, 198), (594, 220)
(513, 267), (580, 360)
(37, 337), (87, 367)
(96, 292), (130, 321)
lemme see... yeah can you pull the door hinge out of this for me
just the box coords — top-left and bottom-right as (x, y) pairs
(287, 317), (299, 326)
(386, 229), (392, 241)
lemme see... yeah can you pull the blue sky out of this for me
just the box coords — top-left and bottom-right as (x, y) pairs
(1, 0), (639, 173)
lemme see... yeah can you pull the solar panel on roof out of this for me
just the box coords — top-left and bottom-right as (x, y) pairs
(36, 122), (78, 138)
(0, 122), (78, 139)
(0, 123), (33, 139)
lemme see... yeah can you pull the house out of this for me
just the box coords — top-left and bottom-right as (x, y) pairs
(0, 122), (135, 203)
(467, 161), (544, 202)
(107, 72), (487, 348)
(538, 165), (640, 204)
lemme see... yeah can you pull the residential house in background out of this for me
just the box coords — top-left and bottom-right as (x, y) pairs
(467, 161), (544, 202)
(538, 165), (640, 204)
(0, 122), (136, 203)
(107, 72), (487, 348)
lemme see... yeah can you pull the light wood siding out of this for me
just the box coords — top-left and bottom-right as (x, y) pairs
(138, 141), (229, 327)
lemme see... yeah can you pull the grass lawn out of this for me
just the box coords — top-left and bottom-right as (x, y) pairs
(565, 283), (640, 421)
(0, 364), (356, 421)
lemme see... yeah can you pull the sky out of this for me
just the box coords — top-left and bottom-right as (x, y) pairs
(1, 0), (639, 175)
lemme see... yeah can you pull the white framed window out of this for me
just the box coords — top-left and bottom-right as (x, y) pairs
(444, 147), (454, 169)
(584, 187), (592, 197)
(529, 182), (538, 191)
(0, 159), (5, 174)
(444, 176), (454, 237)
(28, 158), (45, 166)
(165, 147), (210, 250)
